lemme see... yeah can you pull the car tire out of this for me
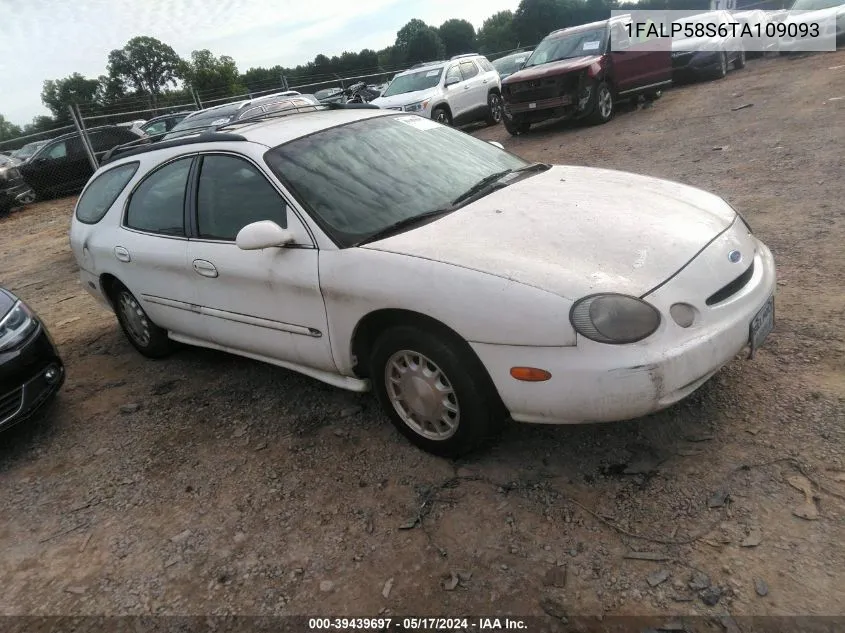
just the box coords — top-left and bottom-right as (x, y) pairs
(503, 113), (530, 136)
(485, 92), (503, 125)
(432, 106), (452, 126)
(734, 48), (746, 69)
(369, 325), (503, 457)
(713, 51), (729, 79)
(111, 282), (176, 358)
(587, 81), (614, 125)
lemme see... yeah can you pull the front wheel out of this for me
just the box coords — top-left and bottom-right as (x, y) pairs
(587, 81), (614, 125)
(370, 325), (502, 457)
(111, 283), (176, 358)
(713, 51), (728, 79)
(432, 106), (452, 126)
(503, 113), (530, 136)
(486, 92), (503, 125)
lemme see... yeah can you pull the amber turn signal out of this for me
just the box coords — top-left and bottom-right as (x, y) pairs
(510, 367), (552, 382)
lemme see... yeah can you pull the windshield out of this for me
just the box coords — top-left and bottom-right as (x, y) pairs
(382, 68), (444, 97)
(315, 88), (342, 100)
(11, 141), (47, 160)
(264, 115), (527, 246)
(790, 0), (843, 9)
(165, 104), (243, 136)
(493, 53), (531, 76)
(525, 28), (607, 67)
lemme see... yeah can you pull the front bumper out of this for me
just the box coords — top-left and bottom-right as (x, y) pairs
(0, 324), (65, 432)
(671, 50), (721, 78)
(0, 182), (31, 212)
(472, 224), (777, 424)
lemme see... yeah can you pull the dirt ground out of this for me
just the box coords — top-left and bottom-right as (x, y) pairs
(1, 50), (843, 626)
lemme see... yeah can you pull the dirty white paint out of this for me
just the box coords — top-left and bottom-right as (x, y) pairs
(69, 109), (777, 426)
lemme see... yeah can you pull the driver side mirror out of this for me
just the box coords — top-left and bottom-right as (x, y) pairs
(236, 220), (295, 250)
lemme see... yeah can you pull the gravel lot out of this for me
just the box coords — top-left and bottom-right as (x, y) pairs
(1, 50), (843, 624)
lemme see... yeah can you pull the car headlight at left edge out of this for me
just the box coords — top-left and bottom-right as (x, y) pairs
(0, 300), (39, 352)
(404, 100), (429, 113)
(570, 293), (661, 344)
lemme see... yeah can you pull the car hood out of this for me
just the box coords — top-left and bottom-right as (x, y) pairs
(361, 165), (738, 300)
(371, 88), (438, 109)
(503, 56), (603, 83)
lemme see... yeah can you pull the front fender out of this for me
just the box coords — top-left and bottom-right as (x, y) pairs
(319, 248), (576, 374)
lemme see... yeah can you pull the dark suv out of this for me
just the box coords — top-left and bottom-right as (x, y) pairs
(501, 15), (672, 135)
(19, 126), (143, 199)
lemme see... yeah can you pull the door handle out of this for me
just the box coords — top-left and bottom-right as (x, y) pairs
(483, 79), (489, 84)
(114, 246), (131, 262)
(192, 259), (218, 278)
(463, 85), (470, 90)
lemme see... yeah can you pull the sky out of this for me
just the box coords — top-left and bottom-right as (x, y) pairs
(0, 0), (519, 126)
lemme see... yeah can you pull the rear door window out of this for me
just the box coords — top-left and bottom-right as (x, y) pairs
(125, 157), (193, 236)
(76, 162), (140, 224)
(459, 61), (480, 80)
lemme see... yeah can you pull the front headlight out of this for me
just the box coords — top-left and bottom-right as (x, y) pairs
(0, 301), (38, 352)
(570, 294), (661, 344)
(404, 100), (429, 112)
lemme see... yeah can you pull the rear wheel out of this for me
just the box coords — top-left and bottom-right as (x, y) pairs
(110, 282), (176, 358)
(432, 106), (452, 126)
(503, 113), (530, 136)
(370, 325), (503, 457)
(587, 81), (614, 125)
(734, 48), (746, 69)
(485, 92), (503, 125)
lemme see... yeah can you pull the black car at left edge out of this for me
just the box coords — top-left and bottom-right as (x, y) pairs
(0, 287), (64, 432)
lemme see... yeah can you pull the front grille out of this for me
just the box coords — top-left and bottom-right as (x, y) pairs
(0, 387), (23, 423)
(505, 75), (579, 104)
(706, 262), (755, 306)
(672, 52), (695, 68)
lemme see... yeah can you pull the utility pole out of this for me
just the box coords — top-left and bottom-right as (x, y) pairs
(68, 104), (99, 173)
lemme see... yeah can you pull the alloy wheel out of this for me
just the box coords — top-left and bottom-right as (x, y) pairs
(384, 350), (460, 441)
(598, 86), (613, 119)
(489, 94), (503, 122)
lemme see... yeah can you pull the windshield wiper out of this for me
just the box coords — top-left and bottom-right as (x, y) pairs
(355, 208), (455, 246)
(451, 163), (551, 207)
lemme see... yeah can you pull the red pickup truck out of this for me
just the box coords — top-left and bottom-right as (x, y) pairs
(500, 15), (672, 135)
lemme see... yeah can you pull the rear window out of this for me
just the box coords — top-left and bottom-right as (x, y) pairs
(75, 162), (139, 224)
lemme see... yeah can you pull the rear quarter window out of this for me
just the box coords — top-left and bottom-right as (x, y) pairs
(75, 162), (140, 224)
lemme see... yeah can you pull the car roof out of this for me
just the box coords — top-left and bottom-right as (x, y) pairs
(548, 18), (612, 37)
(101, 107), (394, 167)
(49, 125), (140, 142)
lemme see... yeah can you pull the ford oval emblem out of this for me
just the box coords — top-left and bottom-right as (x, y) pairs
(728, 250), (742, 263)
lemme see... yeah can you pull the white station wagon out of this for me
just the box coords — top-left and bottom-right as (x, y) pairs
(69, 102), (776, 456)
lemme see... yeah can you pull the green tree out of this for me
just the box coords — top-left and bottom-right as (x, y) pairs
(476, 11), (519, 55)
(97, 74), (127, 106)
(513, 0), (567, 46)
(107, 36), (183, 102)
(23, 115), (58, 135)
(241, 65), (284, 91)
(438, 19), (476, 57)
(181, 49), (244, 98)
(41, 73), (101, 121)
(395, 19), (445, 65)
(0, 114), (23, 142)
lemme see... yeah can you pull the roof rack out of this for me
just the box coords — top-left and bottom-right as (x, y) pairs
(410, 60), (447, 69)
(100, 102), (383, 165)
(100, 133), (247, 165)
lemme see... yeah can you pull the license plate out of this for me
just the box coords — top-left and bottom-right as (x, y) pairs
(748, 295), (775, 358)
(529, 102), (536, 109)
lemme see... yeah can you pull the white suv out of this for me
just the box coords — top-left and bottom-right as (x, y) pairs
(371, 54), (503, 127)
